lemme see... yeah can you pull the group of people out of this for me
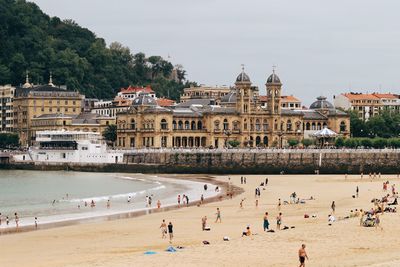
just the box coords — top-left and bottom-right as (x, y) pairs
(177, 194), (190, 207)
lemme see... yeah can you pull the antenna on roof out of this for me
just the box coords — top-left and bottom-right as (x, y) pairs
(241, 64), (245, 72)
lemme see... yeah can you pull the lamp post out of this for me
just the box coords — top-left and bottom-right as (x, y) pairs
(223, 129), (232, 148)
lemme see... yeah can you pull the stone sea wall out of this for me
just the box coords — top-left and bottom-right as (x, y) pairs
(2, 150), (400, 174)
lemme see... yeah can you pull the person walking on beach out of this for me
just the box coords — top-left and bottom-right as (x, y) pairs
(278, 198), (281, 211)
(240, 199), (245, 209)
(160, 219), (167, 239)
(244, 177), (247, 184)
(107, 199), (111, 209)
(177, 195), (181, 207)
(265, 178), (268, 186)
(331, 201), (336, 214)
(298, 244), (309, 267)
(356, 186), (359, 198)
(255, 199), (259, 208)
(202, 216), (207, 231)
(215, 208), (222, 223)
(276, 212), (282, 230)
(200, 194), (204, 204)
(14, 212), (19, 228)
(167, 222), (174, 243)
(0, 212), (2, 226)
(157, 200), (161, 209)
(34, 217), (38, 229)
(6, 216), (9, 226)
(263, 212), (270, 231)
(241, 176), (243, 184)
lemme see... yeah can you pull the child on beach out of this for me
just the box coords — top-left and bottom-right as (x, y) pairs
(276, 212), (282, 230)
(242, 226), (252, 237)
(263, 212), (270, 231)
(202, 216), (207, 231)
(215, 208), (221, 223)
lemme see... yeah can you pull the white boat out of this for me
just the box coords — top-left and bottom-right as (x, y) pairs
(14, 130), (124, 164)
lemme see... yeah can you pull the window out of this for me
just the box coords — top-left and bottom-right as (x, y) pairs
(286, 120), (292, 131)
(160, 119), (168, 130)
(161, 136), (167, 147)
(214, 120), (220, 130)
(223, 119), (229, 130)
(340, 121), (346, 132)
(130, 119), (136, 130)
(184, 121), (189, 130)
(255, 119), (261, 131)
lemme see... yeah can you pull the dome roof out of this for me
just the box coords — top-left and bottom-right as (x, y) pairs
(309, 96), (334, 109)
(132, 93), (157, 106)
(266, 72), (281, 84)
(236, 70), (251, 83)
(221, 90), (237, 103)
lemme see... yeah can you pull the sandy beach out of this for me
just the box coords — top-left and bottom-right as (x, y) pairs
(1, 173), (400, 267)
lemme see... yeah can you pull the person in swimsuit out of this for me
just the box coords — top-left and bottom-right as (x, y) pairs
(278, 198), (281, 211)
(14, 212), (19, 228)
(215, 208), (221, 223)
(263, 212), (270, 231)
(160, 219), (167, 239)
(331, 201), (336, 214)
(298, 244), (308, 267)
(276, 212), (282, 230)
(168, 222), (173, 243)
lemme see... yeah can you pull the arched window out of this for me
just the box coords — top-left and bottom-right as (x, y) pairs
(340, 121), (346, 132)
(130, 119), (136, 130)
(306, 122), (311, 130)
(191, 121), (196, 130)
(256, 136), (261, 146)
(255, 119), (261, 131)
(197, 121), (203, 130)
(173, 120), (177, 130)
(160, 119), (168, 130)
(312, 122), (316, 130)
(178, 120), (183, 130)
(286, 120), (292, 131)
(233, 120), (240, 130)
(263, 119), (269, 131)
(223, 119), (229, 130)
(296, 121), (301, 131)
(317, 122), (321, 130)
(184, 121), (190, 130)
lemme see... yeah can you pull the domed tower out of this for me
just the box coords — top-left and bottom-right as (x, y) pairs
(235, 65), (252, 114)
(266, 67), (282, 115)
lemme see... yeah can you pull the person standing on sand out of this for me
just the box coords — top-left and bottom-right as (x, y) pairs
(157, 200), (161, 209)
(215, 208), (222, 223)
(34, 217), (38, 229)
(200, 194), (204, 204)
(255, 199), (259, 208)
(107, 199), (111, 209)
(202, 216), (207, 231)
(241, 176), (243, 184)
(278, 198), (281, 211)
(6, 216), (9, 226)
(168, 222), (174, 243)
(177, 195), (181, 207)
(298, 244), (309, 267)
(331, 201), (336, 214)
(263, 212), (270, 231)
(160, 219), (167, 239)
(0, 212), (2, 226)
(276, 212), (282, 230)
(375, 215), (383, 230)
(356, 186), (359, 198)
(244, 177), (247, 184)
(265, 178), (268, 186)
(14, 212), (19, 228)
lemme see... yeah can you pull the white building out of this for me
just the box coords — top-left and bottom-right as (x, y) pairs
(0, 85), (15, 132)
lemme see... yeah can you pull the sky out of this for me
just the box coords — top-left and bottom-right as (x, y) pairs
(31, 0), (400, 105)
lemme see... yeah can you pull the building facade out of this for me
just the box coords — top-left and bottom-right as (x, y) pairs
(116, 70), (350, 149)
(0, 85), (15, 132)
(13, 76), (84, 145)
(334, 92), (400, 121)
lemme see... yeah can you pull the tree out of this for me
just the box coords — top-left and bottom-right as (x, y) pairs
(359, 138), (372, 148)
(372, 138), (387, 149)
(335, 137), (345, 148)
(102, 125), (117, 146)
(288, 139), (299, 147)
(301, 139), (313, 148)
(227, 140), (240, 148)
(0, 133), (19, 148)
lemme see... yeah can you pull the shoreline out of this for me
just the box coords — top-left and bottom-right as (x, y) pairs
(0, 175), (243, 236)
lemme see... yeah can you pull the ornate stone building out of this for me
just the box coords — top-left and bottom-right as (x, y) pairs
(116, 69), (350, 149)
(13, 74), (84, 145)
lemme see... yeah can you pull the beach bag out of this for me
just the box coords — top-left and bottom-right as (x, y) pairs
(166, 246), (177, 252)
(202, 240), (210, 245)
(223, 236), (230, 241)
(304, 214), (309, 218)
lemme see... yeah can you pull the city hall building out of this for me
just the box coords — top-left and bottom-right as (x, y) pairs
(116, 69), (350, 149)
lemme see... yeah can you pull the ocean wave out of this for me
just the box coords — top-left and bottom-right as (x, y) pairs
(65, 185), (166, 203)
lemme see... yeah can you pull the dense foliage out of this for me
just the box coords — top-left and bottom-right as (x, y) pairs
(335, 137), (400, 149)
(102, 124), (117, 144)
(0, 0), (192, 100)
(350, 111), (400, 138)
(0, 133), (19, 148)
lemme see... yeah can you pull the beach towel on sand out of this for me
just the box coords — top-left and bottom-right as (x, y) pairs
(203, 240), (210, 245)
(144, 251), (157, 255)
(166, 246), (177, 252)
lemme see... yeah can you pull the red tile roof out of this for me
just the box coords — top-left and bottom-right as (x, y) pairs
(372, 93), (398, 99)
(120, 85), (154, 94)
(342, 93), (379, 100)
(156, 98), (176, 107)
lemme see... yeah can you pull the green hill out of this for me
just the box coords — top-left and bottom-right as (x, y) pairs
(0, 0), (191, 100)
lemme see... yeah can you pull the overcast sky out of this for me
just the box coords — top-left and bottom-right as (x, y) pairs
(31, 0), (400, 105)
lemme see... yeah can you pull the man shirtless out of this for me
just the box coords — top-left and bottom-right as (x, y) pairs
(298, 244), (309, 267)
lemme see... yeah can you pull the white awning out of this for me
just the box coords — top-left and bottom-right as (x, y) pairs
(311, 127), (338, 138)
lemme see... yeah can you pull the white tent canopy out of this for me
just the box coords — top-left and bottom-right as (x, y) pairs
(311, 127), (338, 138)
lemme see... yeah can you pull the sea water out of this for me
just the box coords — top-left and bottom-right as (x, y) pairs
(0, 170), (218, 228)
